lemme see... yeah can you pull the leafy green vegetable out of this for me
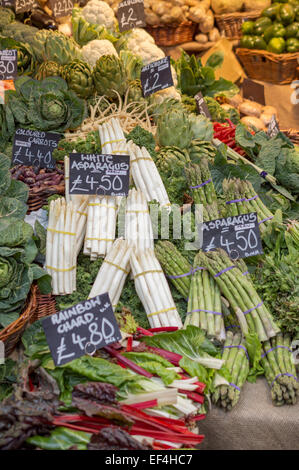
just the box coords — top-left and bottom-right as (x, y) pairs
(245, 333), (264, 383)
(27, 427), (91, 450)
(52, 131), (101, 162)
(123, 352), (180, 385)
(125, 125), (157, 159)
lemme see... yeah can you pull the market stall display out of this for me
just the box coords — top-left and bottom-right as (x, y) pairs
(0, 0), (298, 452)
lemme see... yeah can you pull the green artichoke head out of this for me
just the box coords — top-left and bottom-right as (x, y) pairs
(43, 31), (82, 66)
(62, 60), (94, 99)
(92, 55), (127, 99)
(35, 61), (63, 80)
(188, 114), (214, 142)
(156, 109), (192, 150)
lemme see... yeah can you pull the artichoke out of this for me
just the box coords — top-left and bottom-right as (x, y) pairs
(119, 50), (143, 81)
(92, 55), (127, 99)
(0, 7), (15, 32)
(188, 114), (214, 141)
(0, 37), (35, 76)
(62, 60), (94, 99)
(35, 61), (63, 80)
(149, 97), (185, 123)
(29, 29), (52, 64)
(156, 109), (193, 150)
(156, 146), (190, 175)
(188, 140), (216, 163)
(43, 31), (82, 66)
(127, 80), (143, 104)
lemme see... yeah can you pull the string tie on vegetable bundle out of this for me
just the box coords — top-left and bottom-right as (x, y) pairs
(148, 306), (177, 318)
(46, 265), (76, 272)
(229, 383), (241, 392)
(243, 301), (264, 315)
(258, 216), (274, 225)
(223, 344), (249, 361)
(271, 373), (298, 388)
(214, 265), (236, 278)
(225, 325), (241, 330)
(186, 308), (222, 316)
(261, 345), (292, 358)
(167, 266), (206, 280)
(189, 179), (212, 190)
(226, 195), (258, 204)
(103, 259), (129, 274)
(47, 228), (76, 236)
(134, 269), (163, 279)
(260, 171), (268, 179)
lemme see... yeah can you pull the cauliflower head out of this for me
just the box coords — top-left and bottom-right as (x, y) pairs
(82, 0), (116, 29)
(81, 39), (118, 67)
(126, 28), (165, 65)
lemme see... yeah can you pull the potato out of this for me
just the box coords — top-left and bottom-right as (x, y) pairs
(209, 27), (220, 41)
(185, 0), (201, 6)
(173, 0), (186, 5)
(188, 5), (206, 22)
(152, 1), (168, 16)
(201, 0), (211, 11)
(170, 6), (185, 22)
(195, 33), (209, 43)
(241, 116), (265, 131)
(145, 10), (161, 25)
(262, 105), (277, 117)
(211, 0), (244, 15)
(199, 9), (214, 33)
(239, 100), (262, 118)
(243, 0), (270, 12)
(228, 94), (243, 108)
(160, 13), (174, 23)
(221, 103), (235, 111)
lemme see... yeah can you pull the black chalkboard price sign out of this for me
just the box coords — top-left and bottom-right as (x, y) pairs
(49, 0), (74, 19)
(194, 91), (212, 119)
(201, 212), (263, 259)
(267, 115), (280, 138)
(15, 0), (35, 13)
(12, 128), (61, 169)
(42, 293), (122, 367)
(117, 0), (146, 32)
(141, 56), (173, 97)
(0, 49), (17, 81)
(69, 153), (130, 197)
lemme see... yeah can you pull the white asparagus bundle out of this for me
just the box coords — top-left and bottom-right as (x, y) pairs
(83, 195), (118, 259)
(126, 141), (171, 209)
(130, 249), (182, 328)
(46, 197), (77, 295)
(74, 196), (89, 257)
(88, 238), (131, 309)
(98, 117), (128, 156)
(125, 188), (154, 251)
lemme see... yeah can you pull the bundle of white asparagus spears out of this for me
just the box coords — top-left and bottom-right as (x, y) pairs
(98, 117), (128, 156)
(125, 188), (154, 251)
(88, 238), (131, 309)
(131, 249), (183, 328)
(46, 197), (77, 295)
(126, 140), (171, 209)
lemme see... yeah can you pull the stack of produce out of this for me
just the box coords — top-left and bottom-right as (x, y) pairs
(46, 197), (77, 295)
(99, 117), (128, 155)
(261, 333), (298, 405)
(240, 2), (299, 53)
(223, 178), (274, 234)
(10, 165), (64, 191)
(212, 331), (250, 410)
(196, 249), (280, 342)
(125, 189), (154, 251)
(211, 0), (271, 15)
(155, 241), (192, 299)
(131, 249), (183, 328)
(88, 238), (131, 309)
(185, 253), (224, 339)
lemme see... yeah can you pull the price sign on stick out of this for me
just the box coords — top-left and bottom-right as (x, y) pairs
(49, 0), (74, 19)
(141, 56), (173, 97)
(15, 0), (35, 13)
(12, 128), (61, 169)
(0, 50), (17, 81)
(69, 153), (130, 197)
(201, 212), (263, 259)
(42, 294), (122, 367)
(194, 91), (212, 119)
(267, 115), (280, 138)
(117, 0), (145, 32)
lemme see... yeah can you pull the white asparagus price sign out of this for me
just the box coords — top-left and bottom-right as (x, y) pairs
(15, 0), (35, 13)
(201, 212), (263, 259)
(117, 0), (146, 32)
(49, 0), (74, 18)
(69, 153), (130, 197)
(42, 294), (122, 366)
(12, 128), (62, 169)
(0, 49), (17, 81)
(141, 56), (173, 97)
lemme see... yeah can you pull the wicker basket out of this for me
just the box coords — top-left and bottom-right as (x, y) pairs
(27, 183), (65, 213)
(35, 291), (57, 320)
(236, 48), (299, 85)
(0, 285), (38, 356)
(146, 21), (197, 46)
(282, 129), (299, 145)
(215, 11), (261, 39)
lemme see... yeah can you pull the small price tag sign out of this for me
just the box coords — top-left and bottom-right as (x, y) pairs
(267, 115), (280, 138)
(42, 294), (122, 367)
(194, 91), (211, 119)
(0, 50), (17, 81)
(69, 153), (130, 197)
(12, 128), (61, 169)
(49, 0), (74, 18)
(201, 212), (263, 259)
(117, 0), (145, 32)
(141, 56), (173, 97)
(15, 0), (35, 13)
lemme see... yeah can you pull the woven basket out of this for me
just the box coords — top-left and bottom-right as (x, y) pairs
(27, 183), (65, 213)
(282, 129), (299, 145)
(35, 291), (57, 320)
(236, 48), (299, 85)
(0, 285), (38, 356)
(146, 21), (197, 46)
(215, 11), (261, 39)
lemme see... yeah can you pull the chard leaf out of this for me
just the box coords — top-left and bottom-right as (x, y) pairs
(205, 78), (239, 98)
(27, 427), (91, 450)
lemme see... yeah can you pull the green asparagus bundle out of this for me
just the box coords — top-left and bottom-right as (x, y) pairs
(212, 331), (249, 411)
(184, 252), (225, 339)
(196, 249), (280, 342)
(286, 220), (299, 250)
(223, 179), (274, 234)
(155, 241), (192, 299)
(185, 159), (218, 206)
(261, 333), (298, 406)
